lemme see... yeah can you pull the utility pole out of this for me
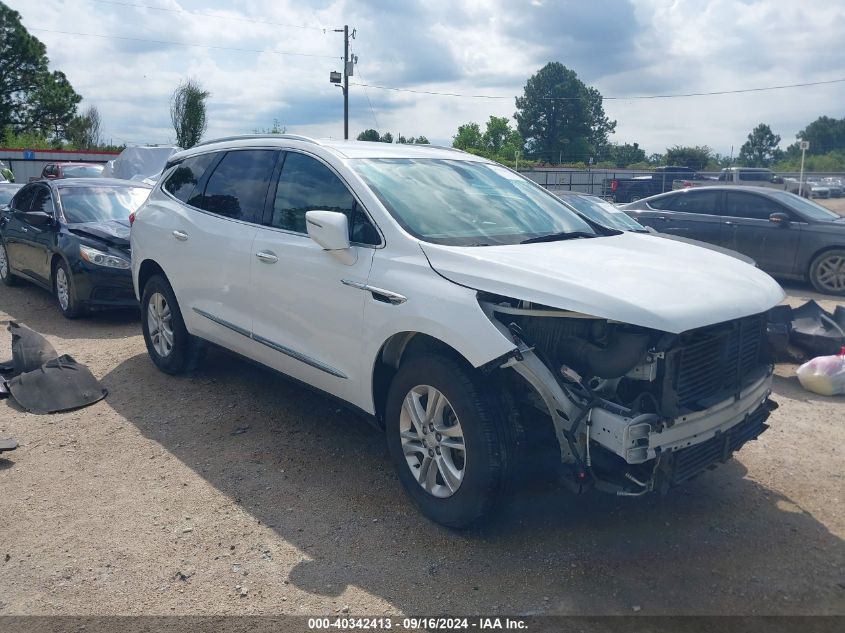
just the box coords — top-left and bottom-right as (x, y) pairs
(331, 26), (355, 139)
(798, 140), (809, 196)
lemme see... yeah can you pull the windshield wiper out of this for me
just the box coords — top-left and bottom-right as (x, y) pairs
(520, 231), (597, 245)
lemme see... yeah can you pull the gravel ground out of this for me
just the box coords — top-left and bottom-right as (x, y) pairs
(0, 273), (844, 617)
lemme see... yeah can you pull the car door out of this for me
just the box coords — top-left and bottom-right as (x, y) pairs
(15, 184), (58, 284)
(722, 190), (802, 275)
(2, 184), (38, 276)
(636, 189), (726, 246)
(248, 150), (380, 404)
(163, 149), (279, 355)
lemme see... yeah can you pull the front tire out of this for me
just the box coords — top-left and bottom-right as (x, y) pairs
(809, 249), (845, 296)
(385, 353), (515, 528)
(0, 241), (19, 286)
(54, 260), (84, 318)
(141, 273), (202, 374)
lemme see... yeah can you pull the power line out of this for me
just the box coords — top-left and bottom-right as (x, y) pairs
(28, 28), (341, 59)
(83, 0), (328, 31)
(355, 71), (380, 131)
(351, 77), (845, 100)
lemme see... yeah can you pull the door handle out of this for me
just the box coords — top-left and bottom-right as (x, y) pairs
(255, 251), (278, 264)
(172, 230), (188, 241)
(724, 221), (735, 226)
(653, 216), (666, 221)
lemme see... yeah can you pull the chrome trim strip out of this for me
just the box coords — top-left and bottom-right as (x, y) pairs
(192, 307), (347, 379)
(341, 279), (407, 305)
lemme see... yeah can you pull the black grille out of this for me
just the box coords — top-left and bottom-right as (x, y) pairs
(671, 314), (766, 411)
(666, 403), (771, 486)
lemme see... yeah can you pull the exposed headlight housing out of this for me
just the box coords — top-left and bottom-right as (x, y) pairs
(79, 245), (130, 269)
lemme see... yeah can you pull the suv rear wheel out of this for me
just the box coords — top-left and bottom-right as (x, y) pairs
(385, 353), (516, 528)
(141, 273), (202, 373)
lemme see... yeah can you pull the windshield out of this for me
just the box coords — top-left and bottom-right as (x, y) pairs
(62, 165), (104, 178)
(350, 158), (597, 246)
(58, 186), (150, 223)
(769, 190), (841, 221)
(560, 194), (647, 232)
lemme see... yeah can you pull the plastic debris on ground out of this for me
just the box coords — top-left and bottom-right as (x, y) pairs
(796, 348), (845, 396)
(767, 300), (845, 362)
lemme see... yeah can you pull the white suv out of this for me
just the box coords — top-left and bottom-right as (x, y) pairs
(130, 135), (784, 527)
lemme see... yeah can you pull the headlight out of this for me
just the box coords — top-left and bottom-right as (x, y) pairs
(79, 245), (130, 269)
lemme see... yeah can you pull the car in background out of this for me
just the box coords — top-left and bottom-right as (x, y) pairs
(557, 190), (756, 266)
(623, 186), (845, 295)
(36, 162), (105, 180)
(0, 183), (24, 209)
(0, 178), (151, 317)
(821, 177), (843, 197)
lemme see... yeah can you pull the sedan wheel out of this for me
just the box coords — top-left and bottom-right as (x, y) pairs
(55, 267), (70, 311)
(400, 385), (466, 498)
(810, 250), (845, 296)
(0, 241), (17, 286)
(147, 292), (174, 358)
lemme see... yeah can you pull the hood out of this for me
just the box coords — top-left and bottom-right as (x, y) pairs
(421, 232), (784, 334)
(68, 219), (130, 247)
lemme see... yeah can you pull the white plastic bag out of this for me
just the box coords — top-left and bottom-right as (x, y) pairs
(796, 350), (845, 396)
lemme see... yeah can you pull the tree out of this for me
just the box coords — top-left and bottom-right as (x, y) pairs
(170, 79), (210, 149)
(515, 62), (615, 161)
(27, 71), (81, 142)
(482, 116), (513, 154)
(0, 3), (49, 131)
(66, 105), (102, 148)
(452, 122), (483, 151)
(607, 142), (646, 168)
(357, 128), (380, 141)
(738, 123), (782, 167)
(664, 145), (712, 170)
(253, 118), (285, 134)
(795, 116), (845, 155)
(380, 132), (393, 143)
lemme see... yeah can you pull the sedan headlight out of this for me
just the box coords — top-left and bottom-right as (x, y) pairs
(79, 245), (130, 269)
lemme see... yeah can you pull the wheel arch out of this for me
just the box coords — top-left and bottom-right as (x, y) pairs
(137, 259), (168, 298)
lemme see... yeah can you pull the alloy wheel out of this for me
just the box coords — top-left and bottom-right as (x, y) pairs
(55, 267), (70, 311)
(399, 385), (466, 498)
(815, 254), (845, 293)
(147, 292), (174, 358)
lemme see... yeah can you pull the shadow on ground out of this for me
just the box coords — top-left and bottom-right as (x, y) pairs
(101, 348), (845, 615)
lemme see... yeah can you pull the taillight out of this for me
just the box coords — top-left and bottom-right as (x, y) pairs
(611, 179), (618, 192)
(128, 211), (136, 226)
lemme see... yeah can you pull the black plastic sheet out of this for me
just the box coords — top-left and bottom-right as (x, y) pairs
(7, 355), (108, 414)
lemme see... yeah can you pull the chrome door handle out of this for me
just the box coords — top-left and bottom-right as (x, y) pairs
(724, 221), (735, 225)
(654, 216), (666, 221)
(172, 230), (188, 241)
(255, 251), (278, 264)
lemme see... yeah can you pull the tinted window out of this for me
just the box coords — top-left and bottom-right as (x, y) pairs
(163, 153), (217, 204)
(723, 192), (788, 220)
(196, 150), (276, 222)
(11, 185), (37, 211)
(29, 187), (55, 214)
(739, 170), (770, 182)
(646, 194), (677, 210)
(272, 152), (379, 244)
(664, 190), (720, 214)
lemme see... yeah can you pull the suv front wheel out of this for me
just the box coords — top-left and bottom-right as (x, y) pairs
(141, 273), (202, 374)
(385, 353), (516, 528)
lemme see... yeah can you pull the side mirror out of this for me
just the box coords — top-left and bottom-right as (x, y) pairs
(24, 211), (54, 227)
(305, 210), (356, 264)
(769, 212), (790, 226)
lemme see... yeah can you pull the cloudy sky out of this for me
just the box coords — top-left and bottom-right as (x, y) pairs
(10, 0), (845, 156)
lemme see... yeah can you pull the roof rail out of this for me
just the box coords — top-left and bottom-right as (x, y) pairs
(194, 134), (318, 147)
(415, 143), (467, 154)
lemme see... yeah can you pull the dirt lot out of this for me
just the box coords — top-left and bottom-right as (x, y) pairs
(0, 276), (844, 616)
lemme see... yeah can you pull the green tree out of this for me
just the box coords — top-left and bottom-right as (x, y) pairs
(796, 116), (845, 155)
(738, 123), (782, 167)
(482, 116), (513, 154)
(0, 3), (48, 131)
(514, 62), (615, 161)
(665, 145), (712, 171)
(27, 70), (81, 142)
(66, 104), (102, 148)
(253, 118), (285, 134)
(452, 122), (483, 151)
(357, 128), (381, 142)
(413, 135), (430, 144)
(170, 78), (210, 149)
(607, 142), (646, 168)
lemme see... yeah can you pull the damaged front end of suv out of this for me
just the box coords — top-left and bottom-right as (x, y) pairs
(478, 293), (778, 496)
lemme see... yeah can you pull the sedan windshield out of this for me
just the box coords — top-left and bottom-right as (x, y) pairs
(62, 165), (104, 178)
(769, 190), (841, 221)
(560, 194), (648, 232)
(58, 186), (150, 223)
(351, 158), (597, 246)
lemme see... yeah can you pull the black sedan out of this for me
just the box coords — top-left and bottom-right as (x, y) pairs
(622, 186), (845, 295)
(0, 178), (151, 317)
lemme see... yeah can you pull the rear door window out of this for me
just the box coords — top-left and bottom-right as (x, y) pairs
(29, 186), (55, 215)
(194, 150), (277, 222)
(646, 194), (677, 210)
(663, 190), (721, 214)
(723, 191), (791, 220)
(163, 153), (218, 204)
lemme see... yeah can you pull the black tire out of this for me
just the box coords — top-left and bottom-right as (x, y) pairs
(385, 353), (518, 528)
(809, 249), (845, 296)
(53, 259), (84, 319)
(141, 273), (203, 374)
(0, 240), (19, 287)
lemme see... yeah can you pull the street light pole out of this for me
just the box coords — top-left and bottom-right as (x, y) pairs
(798, 140), (809, 197)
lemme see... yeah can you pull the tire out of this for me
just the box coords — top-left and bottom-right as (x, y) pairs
(809, 249), (845, 296)
(385, 353), (517, 528)
(0, 240), (19, 287)
(53, 259), (84, 318)
(141, 273), (203, 374)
